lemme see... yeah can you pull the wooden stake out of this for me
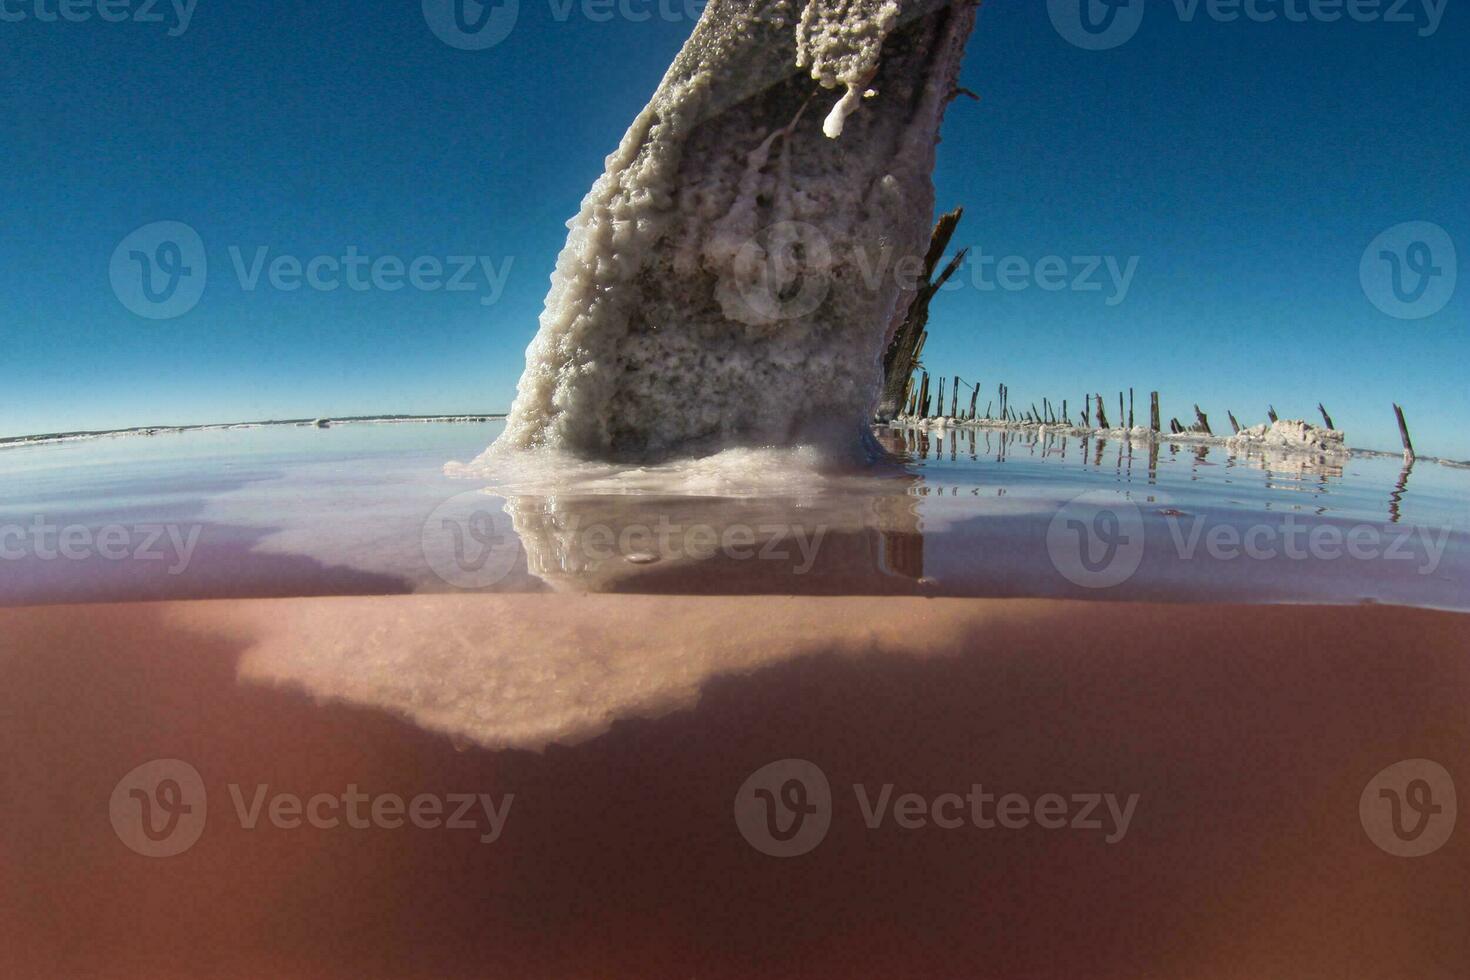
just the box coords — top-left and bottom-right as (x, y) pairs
(1194, 405), (1212, 435)
(1150, 392), (1160, 432)
(1096, 394), (1110, 430)
(1228, 411), (1241, 434)
(877, 207), (965, 420)
(1267, 405), (1278, 424)
(1319, 404), (1336, 430)
(1393, 403), (1416, 461)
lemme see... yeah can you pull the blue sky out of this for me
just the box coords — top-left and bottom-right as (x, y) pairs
(1, 0), (1465, 455)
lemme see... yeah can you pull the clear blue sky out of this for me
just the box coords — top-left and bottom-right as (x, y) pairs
(2, 0), (1465, 455)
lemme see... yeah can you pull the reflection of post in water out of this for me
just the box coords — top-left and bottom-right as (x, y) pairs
(878, 527), (924, 580)
(1093, 435), (1106, 467)
(1389, 458), (1414, 525)
(1148, 441), (1160, 485)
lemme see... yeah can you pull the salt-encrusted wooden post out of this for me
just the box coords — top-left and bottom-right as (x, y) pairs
(1267, 405), (1278, 423)
(1194, 405), (1212, 435)
(951, 376), (960, 418)
(1150, 391), (1160, 432)
(1319, 404), (1336, 430)
(1128, 388), (1135, 429)
(1096, 395), (1110, 430)
(1118, 393), (1125, 429)
(968, 386), (979, 420)
(1062, 399), (1068, 424)
(1083, 395), (1091, 427)
(1394, 403), (1416, 461)
(1228, 410), (1241, 434)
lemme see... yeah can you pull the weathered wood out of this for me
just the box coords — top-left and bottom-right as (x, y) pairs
(1096, 394), (1110, 430)
(968, 386), (979, 420)
(1393, 403), (1415, 461)
(1267, 405), (1278, 424)
(951, 376), (960, 418)
(878, 208), (967, 419)
(1128, 388), (1135, 429)
(1150, 391), (1160, 432)
(1194, 405), (1212, 435)
(1319, 403), (1336, 430)
(1228, 410), (1241, 434)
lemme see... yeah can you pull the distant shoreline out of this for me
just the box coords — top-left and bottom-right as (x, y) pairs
(2, 413), (1464, 468)
(0, 414), (507, 451)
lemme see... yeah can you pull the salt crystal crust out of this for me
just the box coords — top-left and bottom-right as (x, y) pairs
(493, 0), (978, 463)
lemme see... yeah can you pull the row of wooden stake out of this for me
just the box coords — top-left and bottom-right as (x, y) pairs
(899, 372), (1419, 460)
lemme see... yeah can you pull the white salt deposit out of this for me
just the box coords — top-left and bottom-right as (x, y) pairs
(485, 0), (978, 465)
(1229, 419), (1347, 455)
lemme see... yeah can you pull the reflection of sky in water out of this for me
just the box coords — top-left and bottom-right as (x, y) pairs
(0, 421), (1466, 609)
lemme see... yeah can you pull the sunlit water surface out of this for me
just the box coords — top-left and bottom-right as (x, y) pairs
(1, 420), (1466, 609)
